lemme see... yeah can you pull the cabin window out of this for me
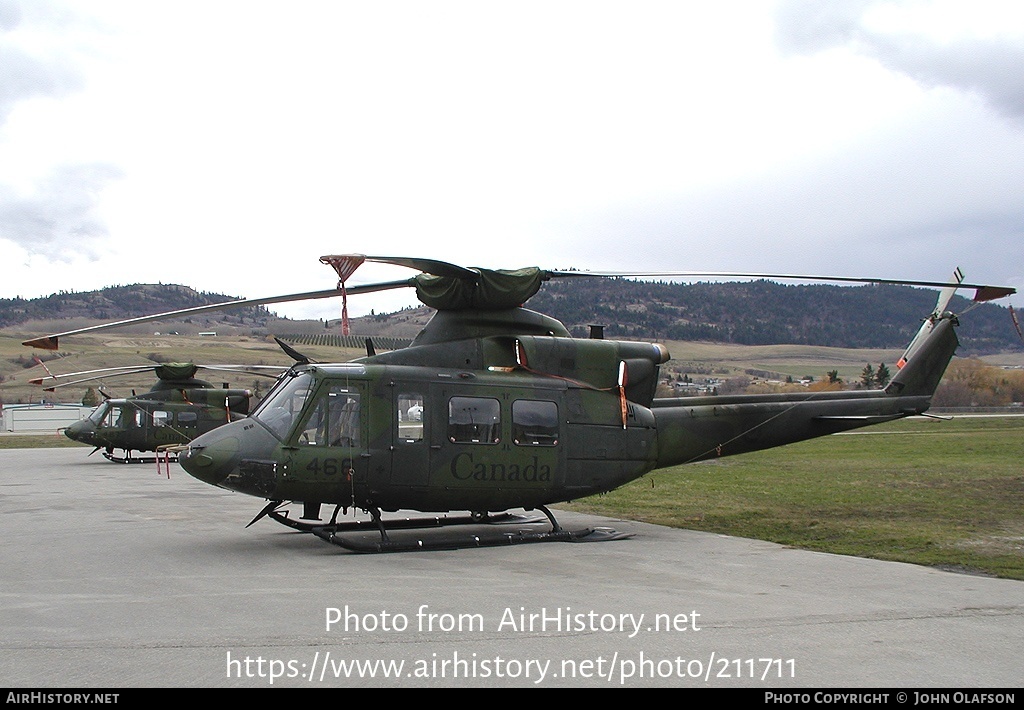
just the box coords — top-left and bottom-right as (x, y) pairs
(297, 385), (361, 448)
(448, 396), (500, 444)
(512, 400), (559, 446)
(152, 411), (171, 427)
(177, 411), (198, 427)
(397, 392), (424, 443)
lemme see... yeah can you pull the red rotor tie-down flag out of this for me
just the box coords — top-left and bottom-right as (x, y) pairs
(319, 255), (367, 336)
(33, 355), (56, 381)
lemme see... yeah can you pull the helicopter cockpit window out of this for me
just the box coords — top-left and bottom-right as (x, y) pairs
(512, 400), (559, 447)
(88, 402), (110, 425)
(297, 385), (361, 448)
(397, 393), (424, 443)
(448, 396), (500, 444)
(101, 405), (134, 429)
(251, 372), (315, 440)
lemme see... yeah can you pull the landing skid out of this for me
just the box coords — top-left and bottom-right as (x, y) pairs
(312, 522), (633, 553)
(267, 508), (544, 533)
(262, 504), (633, 553)
(102, 451), (176, 464)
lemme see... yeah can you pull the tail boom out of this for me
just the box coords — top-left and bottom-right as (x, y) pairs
(650, 311), (960, 469)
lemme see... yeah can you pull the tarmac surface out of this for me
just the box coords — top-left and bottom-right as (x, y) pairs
(1, 447), (1021, 688)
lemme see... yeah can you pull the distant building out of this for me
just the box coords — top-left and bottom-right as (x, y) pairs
(1, 403), (93, 432)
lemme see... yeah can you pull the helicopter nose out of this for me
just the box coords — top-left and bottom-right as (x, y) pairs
(64, 420), (94, 445)
(179, 433), (241, 486)
(179, 419), (282, 494)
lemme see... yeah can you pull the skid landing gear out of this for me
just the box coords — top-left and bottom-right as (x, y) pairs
(101, 450), (174, 464)
(258, 502), (633, 553)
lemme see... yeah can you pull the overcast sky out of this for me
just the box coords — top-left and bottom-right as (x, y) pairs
(0, 0), (1022, 320)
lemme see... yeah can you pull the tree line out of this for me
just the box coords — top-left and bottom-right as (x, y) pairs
(0, 284), (272, 329)
(527, 279), (1017, 354)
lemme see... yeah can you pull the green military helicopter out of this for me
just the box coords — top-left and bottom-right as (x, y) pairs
(24, 256), (1016, 551)
(32, 362), (281, 464)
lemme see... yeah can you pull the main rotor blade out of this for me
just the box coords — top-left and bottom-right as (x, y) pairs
(32, 367), (162, 390)
(357, 255), (480, 279)
(31, 362), (286, 388)
(22, 279), (413, 350)
(197, 365), (289, 378)
(29, 364), (163, 386)
(544, 270), (1015, 302)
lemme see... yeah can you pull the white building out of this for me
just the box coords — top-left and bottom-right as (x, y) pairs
(1, 403), (93, 433)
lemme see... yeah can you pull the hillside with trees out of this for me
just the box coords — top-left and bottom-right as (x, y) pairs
(0, 284), (273, 332)
(526, 279), (1018, 355)
(1, 280), (1019, 355)
(2, 281), (1020, 408)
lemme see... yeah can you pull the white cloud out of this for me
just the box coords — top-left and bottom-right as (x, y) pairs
(0, 163), (122, 258)
(0, 0), (1021, 321)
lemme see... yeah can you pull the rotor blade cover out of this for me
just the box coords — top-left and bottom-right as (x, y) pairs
(414, 267), (545, 310)
(154, 363), (201, 381)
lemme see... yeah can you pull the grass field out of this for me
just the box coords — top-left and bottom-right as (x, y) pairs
(0, 434), (87, 449)
(561, 416), (1024, 580)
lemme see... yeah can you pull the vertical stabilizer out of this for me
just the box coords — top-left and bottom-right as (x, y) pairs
(886, 314), (959, 397)
(896, 267), (963, 369)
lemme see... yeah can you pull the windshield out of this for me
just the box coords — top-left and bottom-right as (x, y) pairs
(251, 372), (315, 440)
(88, 401), (110, 425)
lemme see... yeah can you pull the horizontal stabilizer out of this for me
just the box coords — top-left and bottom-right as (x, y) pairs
(814, 414), (907, 423)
